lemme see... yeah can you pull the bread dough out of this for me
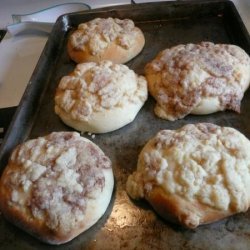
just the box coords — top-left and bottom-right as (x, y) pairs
(68, 17), (145, 64)
(126, 123), (250, 228)
(55, 60), (148, 133)
(145, 42), (250, 121)
(0, 132), (114, 244)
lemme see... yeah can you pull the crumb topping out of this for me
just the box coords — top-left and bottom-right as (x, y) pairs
(55, 60), (147, 122)
(145, 42), (250, 120)
(6, 132), (111, 233)
(70, 18), (138, 55)
(126, 123), (250, 212)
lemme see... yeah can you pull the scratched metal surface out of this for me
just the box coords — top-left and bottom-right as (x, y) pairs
(0, 1), (250, 249)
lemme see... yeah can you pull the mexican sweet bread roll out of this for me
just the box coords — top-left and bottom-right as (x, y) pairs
(55, 60), (148, 133)
(145, 42), (250, 121)
(0, 132), (114, 244)
(126, 123), (250, 229)
(67, 17), (145, 64)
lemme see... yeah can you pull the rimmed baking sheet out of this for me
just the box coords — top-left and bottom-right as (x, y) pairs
(0, 1), (250, 249)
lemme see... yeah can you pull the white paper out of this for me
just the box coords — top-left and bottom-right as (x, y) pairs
(0, 34), (47, 108)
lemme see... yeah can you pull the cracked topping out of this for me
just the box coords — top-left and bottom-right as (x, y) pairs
(145, 42), (250, 121)
(55, 60), (147, 122)
(4, 132), (111, 234)
(69, 17), (139, 55)
(126, 123), (250, 212)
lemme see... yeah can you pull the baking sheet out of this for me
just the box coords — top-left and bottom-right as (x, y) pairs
(1, 0), (250, 249)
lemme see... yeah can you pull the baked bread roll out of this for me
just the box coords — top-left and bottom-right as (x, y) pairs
(55, 60), (148, 133)
(0, 132), (114, 244)
(126, 123), (250, 228)
(67, 17), (145, 64)
(145, 42), (250, 121)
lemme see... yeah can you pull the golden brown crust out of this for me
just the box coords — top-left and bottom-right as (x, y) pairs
(126, 123), (250, 228)
(145, 42), (250, 121)
(67, 29), (145, 64)
(54, 61), (148, 133)
(0, 132), (114, 244)
(0, 167), (113, 244)
(67, 18), (145, 64)
(146, 187), (230, 229)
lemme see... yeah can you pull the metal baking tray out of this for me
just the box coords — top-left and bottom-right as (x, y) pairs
(1, 0), (250, 249)
(0, 30), (6, 42)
